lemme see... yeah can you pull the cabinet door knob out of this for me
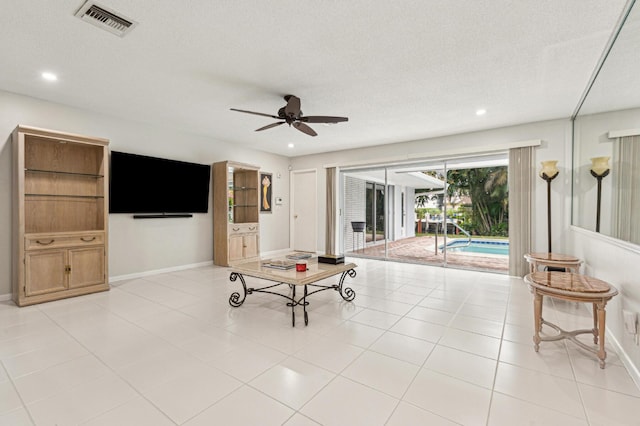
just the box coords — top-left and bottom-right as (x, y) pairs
(80, 236), (96, 242)
(36, 239), (55, 246)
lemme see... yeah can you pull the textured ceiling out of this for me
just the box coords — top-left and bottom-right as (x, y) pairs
(0, 0), (629, 157)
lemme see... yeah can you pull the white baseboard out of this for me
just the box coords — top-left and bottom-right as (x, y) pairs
(607, 328), (640, 391)
(0, 293), (12, 302)
(109, 260), (214, 283)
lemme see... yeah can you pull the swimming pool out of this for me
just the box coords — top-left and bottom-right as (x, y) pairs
(442, 239), (509, 256)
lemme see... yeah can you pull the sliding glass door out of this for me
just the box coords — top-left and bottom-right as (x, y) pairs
(366, 182), (386, 245)
(341, 153), (509, 273)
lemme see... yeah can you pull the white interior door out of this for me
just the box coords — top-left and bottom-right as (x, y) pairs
(291, 169), (317, 252)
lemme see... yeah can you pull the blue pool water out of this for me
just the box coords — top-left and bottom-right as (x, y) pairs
(443, 239), (509, 256)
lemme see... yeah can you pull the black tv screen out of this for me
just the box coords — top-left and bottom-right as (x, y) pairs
(109, 151), (211, 214)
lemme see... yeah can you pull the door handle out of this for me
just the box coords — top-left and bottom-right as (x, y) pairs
(36, 239), (55, 246)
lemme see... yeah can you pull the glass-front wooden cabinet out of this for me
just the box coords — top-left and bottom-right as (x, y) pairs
(227, 167), (259, 224)
(213, 161), (260, 266)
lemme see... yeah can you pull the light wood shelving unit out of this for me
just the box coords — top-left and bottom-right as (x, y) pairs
(213, 161), (260, 266)
(12, 125), (110, 306)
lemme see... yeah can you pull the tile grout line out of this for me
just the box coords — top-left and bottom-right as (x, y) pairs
(34, 301), (181, 426)
(0, 358), (38, 425)
(484, 277), (515, 426)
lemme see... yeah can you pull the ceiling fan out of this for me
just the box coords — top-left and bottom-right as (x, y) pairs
(230, 95), (348, 137)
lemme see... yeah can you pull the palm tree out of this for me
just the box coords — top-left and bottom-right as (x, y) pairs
(447, 166), (508, 235)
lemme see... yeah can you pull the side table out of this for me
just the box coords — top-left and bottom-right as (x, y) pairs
(524, 252), (582, 273)
(524, 271), (618, 368)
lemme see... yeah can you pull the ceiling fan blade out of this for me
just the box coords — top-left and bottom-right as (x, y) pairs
(284, 95), (301, 117)
(299, 116), (349, 123)
(293, 121), (317, 137)
(255, 121), (285, 132)
(230, 108), (279, 119)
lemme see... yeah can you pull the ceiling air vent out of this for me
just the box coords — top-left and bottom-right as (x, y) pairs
(74, 1), (137, 37)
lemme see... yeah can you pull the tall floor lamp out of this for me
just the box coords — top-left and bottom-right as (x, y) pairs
(539, 161), (559, 253)
(590, 156), (610, 233)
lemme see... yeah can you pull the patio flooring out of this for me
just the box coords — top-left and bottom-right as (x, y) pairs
(347, 236), (509, 273)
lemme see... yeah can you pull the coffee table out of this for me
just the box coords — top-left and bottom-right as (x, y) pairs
(227, 257), (357, 326)
(525, 271), (618, 368)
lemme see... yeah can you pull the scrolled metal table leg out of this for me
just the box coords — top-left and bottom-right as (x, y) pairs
(336, 269), (357, 301)
(303, 284), (309, 326)
(291, 285), (298, 327)
(229, 272), (248, 307)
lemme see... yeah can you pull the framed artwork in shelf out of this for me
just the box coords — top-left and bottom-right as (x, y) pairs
(260, 172), (272, 213)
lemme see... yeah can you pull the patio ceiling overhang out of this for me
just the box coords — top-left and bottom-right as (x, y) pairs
(342, 154), (508, 191)
(343, 169), (445, 190)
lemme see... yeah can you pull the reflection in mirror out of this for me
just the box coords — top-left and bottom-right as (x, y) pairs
(572, 0), (640, 245)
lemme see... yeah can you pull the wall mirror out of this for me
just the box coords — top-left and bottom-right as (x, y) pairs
(572, 0), (640, 245)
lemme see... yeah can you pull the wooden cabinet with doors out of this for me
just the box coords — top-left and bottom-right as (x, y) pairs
(228, 223), (260, 263)
(213, 161), (260, 266)
(12, 125), (109, 306)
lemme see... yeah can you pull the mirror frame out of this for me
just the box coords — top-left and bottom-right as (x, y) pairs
(571, 0), (640, 247)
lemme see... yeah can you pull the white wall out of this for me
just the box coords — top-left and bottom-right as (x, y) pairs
(570, 229), (640, 382)
(0, 90), (291, 296)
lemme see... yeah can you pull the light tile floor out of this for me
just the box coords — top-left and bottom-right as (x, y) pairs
(1, 259), (639, 425)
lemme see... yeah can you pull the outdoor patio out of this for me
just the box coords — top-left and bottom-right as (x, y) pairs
(347, 236), (509, 273)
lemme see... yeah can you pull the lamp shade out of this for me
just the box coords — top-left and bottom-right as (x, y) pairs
(539, 160), (559, 179)
(590, 156), (610, 176)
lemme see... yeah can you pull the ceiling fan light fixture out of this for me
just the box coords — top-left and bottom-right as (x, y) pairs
(230, 95), (348, 137)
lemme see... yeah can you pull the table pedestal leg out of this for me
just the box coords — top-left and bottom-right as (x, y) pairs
(533, 292), (543, 352)
(592, 302), (599, 344)
(596, 301), (607, 369)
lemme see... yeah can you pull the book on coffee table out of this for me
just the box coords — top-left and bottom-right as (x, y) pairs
(262, 260), (296, 270)
(286, 252), (313, 260)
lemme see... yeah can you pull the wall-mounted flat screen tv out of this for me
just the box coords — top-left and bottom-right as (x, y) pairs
(109, 151), (211, 214)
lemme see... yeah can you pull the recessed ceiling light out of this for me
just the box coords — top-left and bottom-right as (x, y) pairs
(288, 143), (294, 148)
(476, 109), (486, 116)
(41, 72), (58, 82)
